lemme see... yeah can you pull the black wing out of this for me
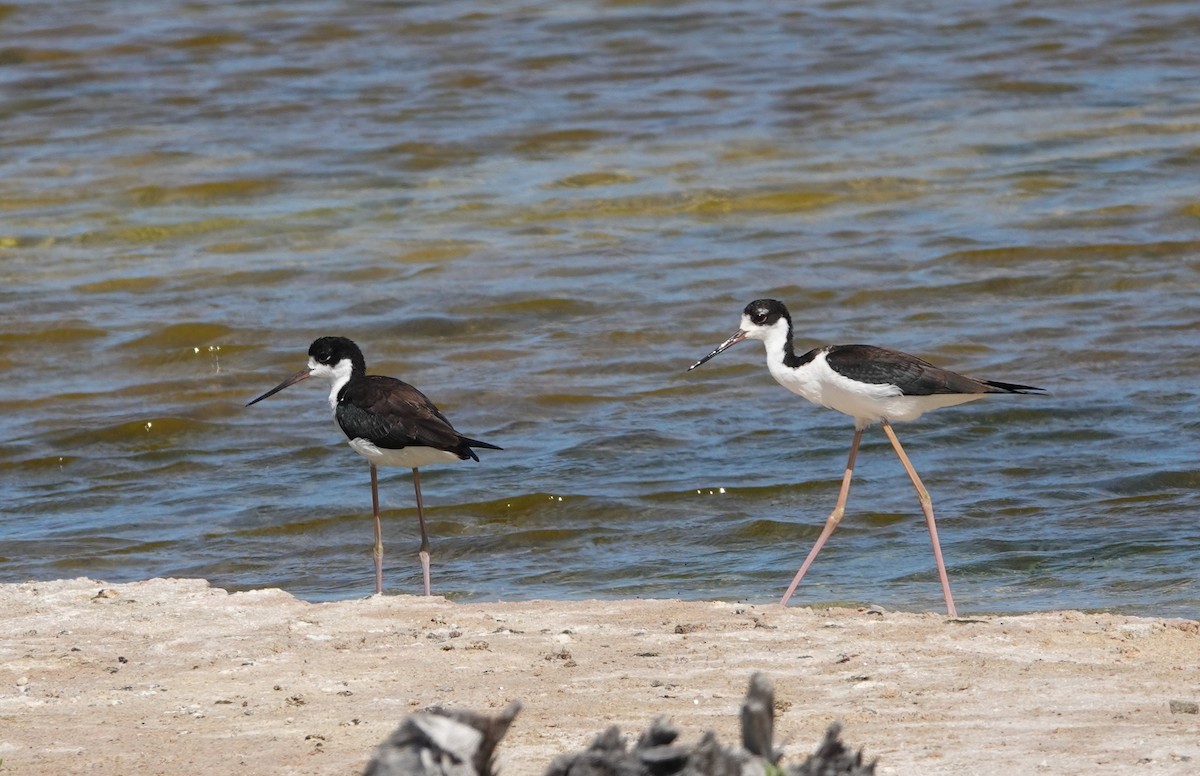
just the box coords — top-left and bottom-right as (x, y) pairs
(823, 344), (1013, 396)
(336, 376), (499, 460)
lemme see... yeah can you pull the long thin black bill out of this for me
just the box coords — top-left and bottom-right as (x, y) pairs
(687, 331), (746, 371)
(246, 367), (311, 406)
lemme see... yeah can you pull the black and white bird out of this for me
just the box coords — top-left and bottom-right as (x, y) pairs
(247, 336), (501, 596)
(689, 299), (1043, 616)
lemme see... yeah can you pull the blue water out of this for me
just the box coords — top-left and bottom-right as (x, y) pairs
(1, 0), (1198, 617)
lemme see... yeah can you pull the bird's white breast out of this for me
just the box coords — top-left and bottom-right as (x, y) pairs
(766, 350), (983, 427)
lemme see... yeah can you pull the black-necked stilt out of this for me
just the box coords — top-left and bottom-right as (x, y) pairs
(247, 336), (501, 596)
(689, 299), (1044, 616)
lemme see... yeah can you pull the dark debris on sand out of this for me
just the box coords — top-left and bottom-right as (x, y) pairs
(364, 674), (875, 776)
(364, 700), (521, 776)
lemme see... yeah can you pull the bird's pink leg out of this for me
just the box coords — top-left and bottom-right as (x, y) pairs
(880, 420), (958, 617)
(780, 428), (864, 606)
(370, 464), (383, 596)
(412, 467), (432, 596)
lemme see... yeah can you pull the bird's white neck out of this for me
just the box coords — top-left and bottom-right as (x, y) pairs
(309, 356), (355, 413)
(759, 322), (795, 373)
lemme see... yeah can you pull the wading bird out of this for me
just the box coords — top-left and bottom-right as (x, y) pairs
(247, 336), (501, 596)
(689, 299), (1043, 616)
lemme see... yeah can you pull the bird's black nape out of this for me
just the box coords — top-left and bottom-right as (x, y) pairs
(745, 298), (808, 368)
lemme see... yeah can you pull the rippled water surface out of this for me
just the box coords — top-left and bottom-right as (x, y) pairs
(2, 0), (1198, 616)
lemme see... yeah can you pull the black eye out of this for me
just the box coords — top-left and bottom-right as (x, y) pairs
(751, 308), (768, 324)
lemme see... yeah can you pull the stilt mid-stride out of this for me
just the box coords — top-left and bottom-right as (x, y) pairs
(689, 299), (1043, 616)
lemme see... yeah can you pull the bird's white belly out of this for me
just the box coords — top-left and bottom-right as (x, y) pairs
(347, 438), (463, 469)
(768, 353), (985, 426)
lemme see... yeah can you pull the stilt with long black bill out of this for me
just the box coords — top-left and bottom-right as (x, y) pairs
(247, 336), (501, 596)
(689, 299), (1044, 616)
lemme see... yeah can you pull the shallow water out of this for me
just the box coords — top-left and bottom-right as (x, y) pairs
(2, 0), (1198, 617)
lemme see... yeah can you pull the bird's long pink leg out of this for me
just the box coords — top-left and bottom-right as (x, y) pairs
(412, 467), (432, 596)
(780, 428), (864, 606)
(880, 420), (957, 617)
(370, 464), (383, 596)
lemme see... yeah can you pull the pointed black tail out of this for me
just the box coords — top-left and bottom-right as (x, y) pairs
(458, 435), (503, 461)
(983, 379), (1045, 394)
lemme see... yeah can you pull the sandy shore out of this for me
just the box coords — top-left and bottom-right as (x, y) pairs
(1, 578), (1197, 775)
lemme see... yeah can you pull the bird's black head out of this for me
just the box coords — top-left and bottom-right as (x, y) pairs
(743, 299), (791, 327)
(246, 336), (368, 407)
(308, 336), (366, 375)
(687, 298), (796, 371)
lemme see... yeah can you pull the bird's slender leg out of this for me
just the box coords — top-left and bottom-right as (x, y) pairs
(412, 467), (432, 596)
(780, 427), (864, 606)
(370, 464), (383, 596)
(879, 420), (957, 617)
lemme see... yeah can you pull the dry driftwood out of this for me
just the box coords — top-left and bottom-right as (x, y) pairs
(364, 674), (875, 776)
(364, 700), (521, 776)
